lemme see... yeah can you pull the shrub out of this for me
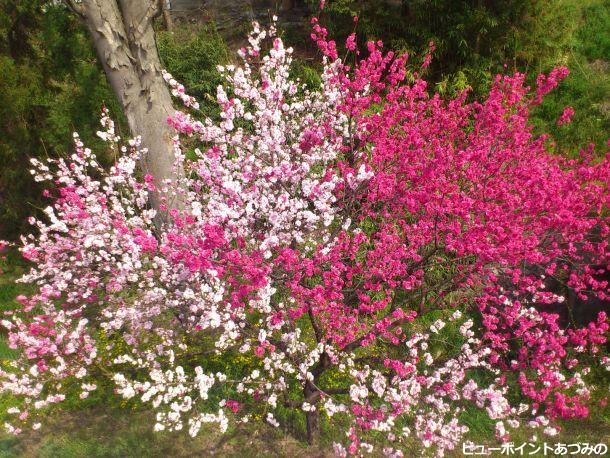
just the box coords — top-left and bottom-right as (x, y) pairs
(157, 24), (229, 115)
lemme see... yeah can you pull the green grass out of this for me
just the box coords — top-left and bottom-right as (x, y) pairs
(0, 406), (312, 458)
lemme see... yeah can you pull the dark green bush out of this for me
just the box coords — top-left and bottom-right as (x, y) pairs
(158, 24), (230, 114)
(0, 1), (122, 239)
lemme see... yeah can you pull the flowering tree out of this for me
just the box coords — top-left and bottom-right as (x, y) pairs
(1, 16), (609, 457)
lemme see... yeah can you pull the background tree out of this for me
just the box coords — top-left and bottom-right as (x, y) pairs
(64, 0), (184, 216)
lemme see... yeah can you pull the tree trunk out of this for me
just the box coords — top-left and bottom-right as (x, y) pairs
(64, 0), (183, 223)
(161, 0), (174, 31)
(304, 382), (320, 446)
(306, 409), (320, 446)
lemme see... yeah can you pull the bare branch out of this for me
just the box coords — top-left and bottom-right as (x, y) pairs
(308, 308), (322, 343)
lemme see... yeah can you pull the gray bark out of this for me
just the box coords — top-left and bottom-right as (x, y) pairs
(162, 2), (174, 31)
(65, 0), (183, 223)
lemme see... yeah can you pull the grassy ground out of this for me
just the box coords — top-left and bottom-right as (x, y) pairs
(0, 407), (314, 458)
(0, 406), (607, 457)
(0, 253), (29, 361)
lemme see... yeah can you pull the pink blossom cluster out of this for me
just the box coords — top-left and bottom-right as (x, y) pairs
(557, 106), (575, 125)
(1, 16), (609, 457)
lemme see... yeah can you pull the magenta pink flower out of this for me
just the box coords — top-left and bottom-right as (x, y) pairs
(557, 106), (575, 125)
